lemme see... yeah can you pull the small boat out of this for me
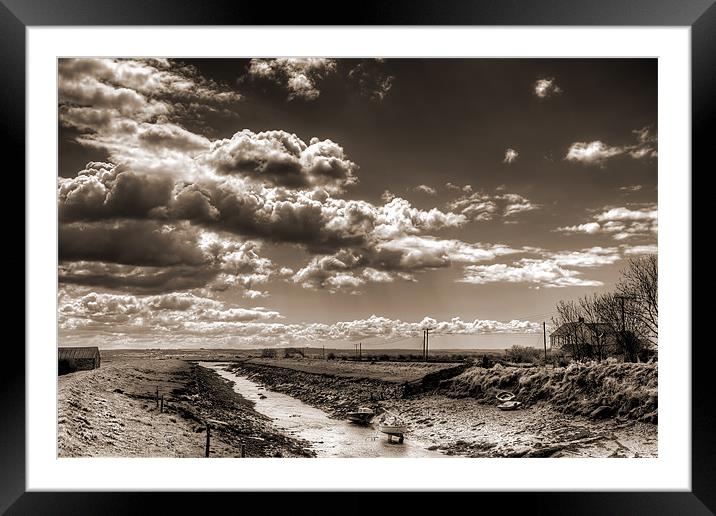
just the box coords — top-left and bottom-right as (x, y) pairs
(495, 391), (516, 402)
(497, 400), (522, 411)
(347, 407), (375, 424)
(377, 412), (407, 443)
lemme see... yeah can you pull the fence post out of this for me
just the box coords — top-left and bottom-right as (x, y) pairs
(155, 386), (159, 407)
(205, 423), (210, 457)
(241, 444), (246, 458)
(160, 394), (164, 413)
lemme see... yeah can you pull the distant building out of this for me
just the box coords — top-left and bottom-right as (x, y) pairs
(550, 319), (619, 360)
(58, 346), (101, 375)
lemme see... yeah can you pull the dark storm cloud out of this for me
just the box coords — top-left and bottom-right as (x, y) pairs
(201, 130), (358, 192)
(58, 162), (175, 222)
(59, 220), (207, 267)
(58, 217), (279, 294)
(58, 262), (219, 292)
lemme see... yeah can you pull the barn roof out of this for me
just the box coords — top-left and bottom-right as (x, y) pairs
(58, 346), (100, 360)
(550, 322), (613, 337)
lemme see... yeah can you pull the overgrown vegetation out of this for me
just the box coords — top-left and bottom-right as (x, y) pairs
(443, 360), (657, 423)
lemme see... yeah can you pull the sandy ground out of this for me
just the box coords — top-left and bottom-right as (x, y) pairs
(58, 358), (312, 457)
(246, 358), (457, 383)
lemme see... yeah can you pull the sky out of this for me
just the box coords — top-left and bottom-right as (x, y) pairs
(57, 58), (657, 350)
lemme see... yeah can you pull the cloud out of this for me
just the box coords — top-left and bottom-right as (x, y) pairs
(58, 290), (542, 348)
(565, 127), (657, 166)
(556, 205), (657, 241)
(246, 58), (337, 100)
(622, 244), (658, 255)
(59, 222), (279, 294)
(381, 190), (395, 203)
(60, 58), (241, 105)
(548, 246), (621, 267)
(447, 191), (539, 222)
(445, 182), (473, 193)
(59, 58), (241, 142)
(534, 77), (561, 98)
(201, 130), (358, 192)
(412, 184), (437, 196)
(59, 290), (281, 334)
(503, 148), (519, 164)
(565, 141), (623, 165)
(348, 59), (394, 101)
(460, 259), (603, 288)
(456, 246), (630, 289)
(292, 236), (524, 292)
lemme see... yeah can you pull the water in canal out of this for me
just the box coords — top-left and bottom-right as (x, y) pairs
(202, 362), (446, 458)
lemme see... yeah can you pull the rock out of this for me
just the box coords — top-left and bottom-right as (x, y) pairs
(590, 405), (613, 419)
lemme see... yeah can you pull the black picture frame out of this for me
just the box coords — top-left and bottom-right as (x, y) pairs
(5, 0), (710, 513)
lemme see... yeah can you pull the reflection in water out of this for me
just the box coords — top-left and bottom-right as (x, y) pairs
(203, 363), (446, 458)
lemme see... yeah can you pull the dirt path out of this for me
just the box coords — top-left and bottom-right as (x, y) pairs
(58, 359), (313, 457)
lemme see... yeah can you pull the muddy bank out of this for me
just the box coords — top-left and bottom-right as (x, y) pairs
(386, 396), (657, 458)
(229, 361), (403, 419)
(58, 358), (312, 457)
(440, 360), (658, 423)
(227, 359), (657, 458)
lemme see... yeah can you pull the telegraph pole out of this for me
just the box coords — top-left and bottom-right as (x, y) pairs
(422, 330), (426, 360)
(359, 342), (362, 360)
(543, 321), (548, 364)
(424, 328), (432, 361)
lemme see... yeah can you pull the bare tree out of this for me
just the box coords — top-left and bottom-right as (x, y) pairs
(552, 299), (594, 361)
(617, 255), (658, 346)
(590, 292), (649, 362)
(579, 294), (609, 361)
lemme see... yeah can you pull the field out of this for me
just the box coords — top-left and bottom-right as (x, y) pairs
(245, 357), (458, 383)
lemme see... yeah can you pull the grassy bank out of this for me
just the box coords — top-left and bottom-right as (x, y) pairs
(441, 360), (657, 423)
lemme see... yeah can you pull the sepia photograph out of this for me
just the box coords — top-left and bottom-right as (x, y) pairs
(57, 57), (658, 459)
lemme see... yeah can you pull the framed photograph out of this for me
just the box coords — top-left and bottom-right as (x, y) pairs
(8, 0), (710, 513)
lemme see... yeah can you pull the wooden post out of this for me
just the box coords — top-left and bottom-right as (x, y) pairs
(160, 394), (164, 413)
(241, 444), (246, 458)
(205, 423), (210, 457)
(155, 386), (159, 407)
(543, 321), (548, 365)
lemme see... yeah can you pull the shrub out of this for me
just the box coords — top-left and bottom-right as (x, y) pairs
(505, 345), (542, 364)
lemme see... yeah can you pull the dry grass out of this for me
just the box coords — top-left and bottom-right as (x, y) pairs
(443, 359), (657, 422)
